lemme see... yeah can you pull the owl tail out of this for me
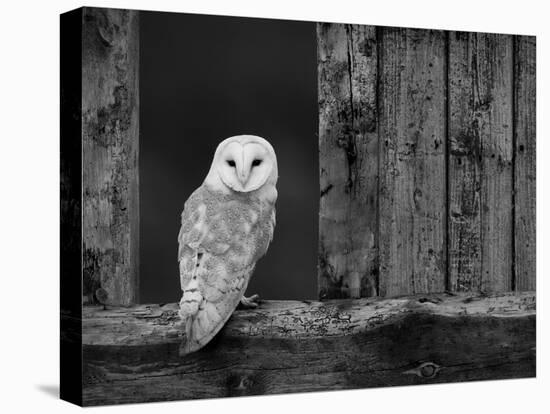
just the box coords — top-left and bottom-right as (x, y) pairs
(179, 316), (195, 356)
(178, 278), (203, 356)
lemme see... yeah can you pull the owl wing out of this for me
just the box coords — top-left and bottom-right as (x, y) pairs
(177, 188), (264, 355)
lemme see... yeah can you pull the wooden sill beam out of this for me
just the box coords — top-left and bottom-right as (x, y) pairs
(77, 292), (535, 406)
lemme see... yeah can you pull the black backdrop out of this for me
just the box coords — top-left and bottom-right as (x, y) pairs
(140, 11), (318, 303)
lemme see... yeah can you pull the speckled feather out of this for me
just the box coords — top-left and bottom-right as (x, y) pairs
(178, 185), (276, 354)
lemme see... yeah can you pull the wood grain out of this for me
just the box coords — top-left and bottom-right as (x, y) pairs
(318, 29), (534, 296)
(514, 36), (536, 291)
(318, 24), (379, 299)
(479, 34), (514, 293)
(469, 34), (515, 293)
(448, 31), (483, 291)
(77, 293), (535, 405)
(82, 8), (139, 306)
(446, 33), (515, 293)
(378, 28), (447, 296)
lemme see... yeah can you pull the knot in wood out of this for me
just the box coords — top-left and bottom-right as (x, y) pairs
(403, 362), (441, 379)
(237, 377), (252, 390)
(95, 288), (109, 304)
(420, 363), (438, 378)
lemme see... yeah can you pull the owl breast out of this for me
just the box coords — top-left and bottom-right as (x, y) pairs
(177, 185), (276, 353)
(205, 191), (271, 256)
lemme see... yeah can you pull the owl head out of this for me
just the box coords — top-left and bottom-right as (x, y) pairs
(204, 135), (278, 193)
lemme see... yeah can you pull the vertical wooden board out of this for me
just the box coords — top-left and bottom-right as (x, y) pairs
(477, 34), (514, 293)
(378, 28), (447, 297)
(448, 32), (482, 292)
(317, 24), (378, 299)
(82, 8), (139, 306)
(514, 36), (536, 291)
(448, 33), (514, 293)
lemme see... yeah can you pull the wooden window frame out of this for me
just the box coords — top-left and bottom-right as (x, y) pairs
(61, 8), (536, 407)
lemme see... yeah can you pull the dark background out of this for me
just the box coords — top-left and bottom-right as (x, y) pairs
(140, 12), (318, 303)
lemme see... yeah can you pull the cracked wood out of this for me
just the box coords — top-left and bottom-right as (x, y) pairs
(77, 292), (535, 405)
(318, 23), (378, 299)
(82, 8), (139, 306)
(448, 31), (483, 292)
(449, 33), (514, 293)
(378, 28), (447, 296)
(318, 27), (535, 298)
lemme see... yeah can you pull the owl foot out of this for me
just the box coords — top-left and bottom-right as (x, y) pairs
(239, 294), (260, 309)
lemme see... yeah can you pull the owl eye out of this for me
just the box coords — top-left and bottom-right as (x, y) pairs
(227, 160), (236, 167)
(251, 159), (262, 167)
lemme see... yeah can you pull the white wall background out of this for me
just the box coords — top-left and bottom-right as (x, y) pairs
(0, 0), (547, 412)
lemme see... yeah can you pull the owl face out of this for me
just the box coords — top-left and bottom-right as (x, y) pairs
(205, 135), (278, 193)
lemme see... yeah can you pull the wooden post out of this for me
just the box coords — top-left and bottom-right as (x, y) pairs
(77, 292), (535, 405)
(82, 8), (139, 306)
(513, 36), (536, 291)
(318, 24), (379, 299)
(378, 28), (447, 296)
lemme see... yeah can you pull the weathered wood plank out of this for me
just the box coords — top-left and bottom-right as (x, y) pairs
(448, 33), (514, 293)
(317, 24), (378, 299)
(378, 28), (447, 296)
(514, 36), (536, 291)
(78, 293), (535, 405)
(480, 34), (514, 293)
(478, 34), (514, 292)
(448, 31), (482, 292)
(82, 8), (139, 306)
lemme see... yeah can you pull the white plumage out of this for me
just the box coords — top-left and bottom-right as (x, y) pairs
(178, 135), (278, 354)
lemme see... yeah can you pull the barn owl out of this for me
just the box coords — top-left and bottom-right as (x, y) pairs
(178, 135), (278, 355)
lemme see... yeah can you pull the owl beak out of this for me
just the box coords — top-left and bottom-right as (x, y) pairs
(236, 150), (249, 186)
(238, 171), (249, 186)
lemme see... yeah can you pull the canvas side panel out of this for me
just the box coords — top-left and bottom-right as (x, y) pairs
(378, 28), (447, 296)
(60, 7), (83, 406)
(81, 8), (139, 306)
(514, 36), (536, 291)
(317, 24), (378, 299)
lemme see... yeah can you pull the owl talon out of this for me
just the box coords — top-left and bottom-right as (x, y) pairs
(239, 294), (260, 309)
